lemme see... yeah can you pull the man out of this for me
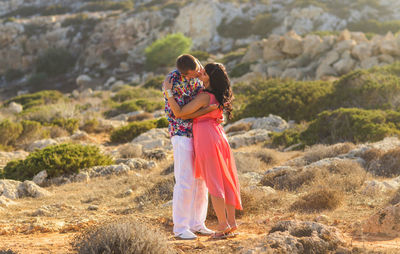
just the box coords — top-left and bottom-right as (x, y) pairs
(163, 54), (214, 240)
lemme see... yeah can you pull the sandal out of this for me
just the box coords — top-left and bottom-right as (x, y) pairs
(211, 225), (231, 240)
(226, 224), (239, 238)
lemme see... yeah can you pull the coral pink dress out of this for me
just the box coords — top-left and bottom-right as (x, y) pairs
(193, 92), (242, 210)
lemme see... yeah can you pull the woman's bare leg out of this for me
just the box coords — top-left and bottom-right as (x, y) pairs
(210, 195), (229, 231)
(226, 204), (237, 231)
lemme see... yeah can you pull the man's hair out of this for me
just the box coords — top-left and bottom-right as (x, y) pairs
(176, 54), (197, 74)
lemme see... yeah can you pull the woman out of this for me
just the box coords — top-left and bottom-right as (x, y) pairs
(164, 63), (242, 239)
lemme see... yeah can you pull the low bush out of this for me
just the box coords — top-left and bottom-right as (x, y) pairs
(80, 118), (99, 133)
(270, 129), (303, 149)
(303, 142), (355, 164)
(0, 120), (23, 147)
(234, 79), (333, 122)
(134, 176), (174, 205)
(105, 99), (163, 118)
(348, 19), (400, 35)
(217, 17), (252, 39)
(36, 48), (76, 76)
(5, 69), (24, 82)
(26, 72), (48, 87)
(260, 168), (317, 191)
(190, 50), (210, 61)
(252, 13), (279, 36)
(234, 152), (262, 173)
(367, 148), (400, 177)
(72, 219), (173, 254)
(143, 75), (164, 89)
(80, 1), (134, 12)
(51, 118), (79, 134)
(300, 108), (400, 145)
(145, 33), (192, 70)
(110, 119), (164, 143)
(5, 90), (63, 109)
(290, 188), (342, 212)
(3, 143), (113, 181)
(111, 86), (162, 102)
(230, 62), (252, 78)
(17, 120), (48, 146)
(127, 112), (154, 122)
(40, 4), (72, 16)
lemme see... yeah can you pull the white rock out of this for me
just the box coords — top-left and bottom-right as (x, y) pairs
(0, 179), (21, 199)
(281, 31), (303, 56)
(225, 115), (289, 133)
(0, 196), (17, 207)
(32, 170), (48, 186)
(19, 180), (51, 198)
(7, 102), (23, 114)
(73, 172), (90, 183)
(228, 129), (270, 149)
(242, 41), (264, 63)
(27, 139), (58, 152)
(333, 52), (356, 75)
(76, 75), (92, 87)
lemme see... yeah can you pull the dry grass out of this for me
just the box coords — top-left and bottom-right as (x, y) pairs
(366, 148), (400, 177)
(260, 168), (317, 191)
(226, 122), (252, 133)
(134, 175), (175, 206)
(72, 219), (174, 254)
(290, 188), (343, 212)
(303, 142), (355, 164)
(118, 143), (143, 158)
(127, 112), (154, 122)
(234, 152), (262, 173)
(254, 149), (279, 166)
(389, 188), (400, 205)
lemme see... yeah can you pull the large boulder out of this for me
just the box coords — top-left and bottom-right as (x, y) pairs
(19, 180), (51, 198)
(0, 179), (21, 199)
(132, 128), (171, 151)
(228, 129), (270, 149)
(281, 31), (303, 56)
(244, 220), (348, 253)
(241, 41), (264, 63)
(362, 203), (400, 237)
(333, 51), (356, 75)
(7, 102), (23, 114)
(224, 115), (289, 133)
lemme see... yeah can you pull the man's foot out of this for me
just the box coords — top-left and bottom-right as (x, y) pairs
(175, 230), (197, 240)
(191, 226), (214, 235)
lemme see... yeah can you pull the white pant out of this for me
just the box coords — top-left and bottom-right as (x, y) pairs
(171, 136), (208, 236)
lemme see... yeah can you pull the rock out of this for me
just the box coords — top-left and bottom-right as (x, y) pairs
(247, 185), (276, 195)
(124, 189), (133, 196)
(333, 51), (356, 75)
(362, 177), (400, 196)
(116, 158), (156, 170)
(32, 170), (48, 186)
(242, 41), (264, 63)
(281, 68), (303, 79)
(334, 39), (356, 54)
(224, 115), (289, 133)
(302, 34), (322, 57)
(87, 164), (131, 177)
(0, 179), (21, 199)
(316, 63), (337, 79)
(111, 111), (144, 121)
(338, 29), (351, 41)
(70, 130), (91, 141)
(380, 35), (400, 56)
(240, 171), (263, 186)
(76, 75), (92, 87)
(247, 220), (348, 253)
(0, 196), (17, 207)
(263, 35), (285, 61)
(104, 76), (116, 87)
(351, 32), (368, 43)
(19, 180), (51, 198)
(73, 172), (90, 183)
(351, 43), (372, 61)
(228, 129), (270, 149)
(360, 56), (379, 69)
(264, 166), (296, 175)
(362, 203), (400, 237)
(314, 214), (329, 224)
(267, 66), (283, 77)
(27, 139), (58, 152)
(7, 102), (23, 114)
(378, 54), (395, 64)
(132, 128), (171, 151)
(281, 31), (303, 56)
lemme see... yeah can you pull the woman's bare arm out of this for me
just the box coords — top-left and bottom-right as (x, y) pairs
(180, 105), (218, 119)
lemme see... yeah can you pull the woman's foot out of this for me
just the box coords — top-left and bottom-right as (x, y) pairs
(211, 223), (231, 239)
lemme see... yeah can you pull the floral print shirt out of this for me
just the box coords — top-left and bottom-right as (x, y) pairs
(163, 69), (203, 138)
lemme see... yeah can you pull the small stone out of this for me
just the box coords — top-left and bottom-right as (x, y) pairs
(32, 170), (47, 186)
(88, 205), (99, 211)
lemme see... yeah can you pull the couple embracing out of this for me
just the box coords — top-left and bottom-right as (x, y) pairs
(163, 54), (242, 240)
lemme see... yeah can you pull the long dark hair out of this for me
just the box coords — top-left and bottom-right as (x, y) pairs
(204, 63), (234, 120)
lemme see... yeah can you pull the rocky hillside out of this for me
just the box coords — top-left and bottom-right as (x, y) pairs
(2, 0), (400, 97)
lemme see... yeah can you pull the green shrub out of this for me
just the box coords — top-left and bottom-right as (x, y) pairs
(145, 33), (192, 70)
(2, 6), (40, 18)
(51, 118), (79, 134)
(80, 1), (134, 12)
(4, 69), (24, 82)
(217, 17), (252, 39)
(26, 72), (48, 87)
(329, 69), (400, 110)
(3, 143), (113, 181)
(219, 50), (246, 65)
(234, 79), (333, 122)
(17, 120), (48, 145)
(270, 129), (303, 149)
(135, 99), (163, 112)
(252, 13), (279, 36)
(156, 117), (169, 128)
(6, 90), (63, 110)
(105, 101), (140, 117)
(110, 119), (164, 143)
(348, 19), (400, 35)
(300, 108), (400, 145)
(36, 48), (76, 76)
(81, 118), (99, 133)
(24, 23), (49, 38)
(41, 4), (72, 16)
(0, 120), (23, 147)
(111, 86), (162, 102)
(230, 62), (252, 78)
(190, 50), (210, 61)
(143, 75), (164, 89)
